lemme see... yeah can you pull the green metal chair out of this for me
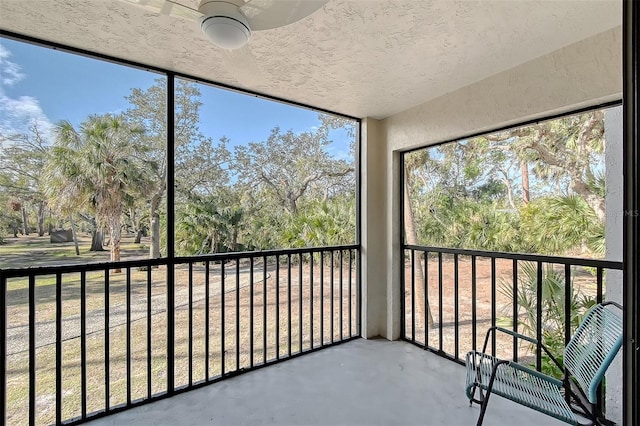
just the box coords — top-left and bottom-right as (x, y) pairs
(465, 302), (623, 426)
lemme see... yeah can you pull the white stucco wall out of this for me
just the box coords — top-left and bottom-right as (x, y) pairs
(604, 106), (623, 424)
(384, 27), (622, 152)
(361, 27), (622, 341)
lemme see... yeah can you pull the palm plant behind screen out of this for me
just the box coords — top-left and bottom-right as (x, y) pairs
(498, 261), (597, 378)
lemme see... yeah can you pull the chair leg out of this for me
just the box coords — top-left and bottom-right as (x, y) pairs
(469, 383), (479, 406)
(469, 352), (486, 406)
(476, 360), (507, 426)
(476, 388), (492, 426)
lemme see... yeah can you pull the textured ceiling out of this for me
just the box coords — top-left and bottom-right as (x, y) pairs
(0, 0), (622, 119)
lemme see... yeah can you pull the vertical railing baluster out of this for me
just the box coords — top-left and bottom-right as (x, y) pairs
(166, 73), (176, 397)
(339, 250), (344, 341)
(235, 259), (240, 370)
(597, 267), (604, 304)
(55, 273), (62, 424)
(357, 247), (362, 337)
(188, 262), (193, 386)
(512, 260), (518, 362)
(275, 255), (280, 360)
(411, 249), (416, 342)
(564, 264), (572, 406)
(320, 251), (324, 346)
(29, 275), (35, 426)
(596, 266), (604, 411)
(205, 261), (210, 380)
(438, 252), (443, 352)
(81, 270), (87, 418)
(348, 249), (353, 337)
(0, 270), (4, 424)
(0, 272), (5, 425)
(126, 267), (131, 405)
(287, 254), (292, 357)
(262, 256), (267, 364)
(310, 252), (314, 348)
(330, 250), (335, 343)
(146, 267), (151, 398)
(298, 253), (303, 352)
(104, 268), (110, 411)
(221, 261), (225, 375)
(400, 248), (406, 340)
(424, 251), (429, 348)
(471, 256), (477, 352)
(536, 261), (543, 372)
(491, 258), (496, 357)
(564, 264), (572, 348)
(454, 254), (459, 360)
(249, 257), (254, 368)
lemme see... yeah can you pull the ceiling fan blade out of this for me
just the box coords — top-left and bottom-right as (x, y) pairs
(240, 0), (327, 31)
(120, 0), (203, 21)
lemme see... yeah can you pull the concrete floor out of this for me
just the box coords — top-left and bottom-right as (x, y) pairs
(88, 339), (564, 426)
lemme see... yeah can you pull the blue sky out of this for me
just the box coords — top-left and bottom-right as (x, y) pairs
(0, 37), (352, 158)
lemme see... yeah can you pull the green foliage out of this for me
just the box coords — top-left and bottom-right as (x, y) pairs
(415, 195), (526, 252)
(2, 75), (357, 261)
(519, 196), (604, 256)
(0, 122), (50, 237)
(232, 126), (353, 215)
(406, 109), (608, 259)
(43, 114), (157, 262)
(279, 197), (355, 248)
(175, 191), (246, 255)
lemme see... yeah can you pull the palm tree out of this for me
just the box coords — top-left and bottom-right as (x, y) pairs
(45, 114), (155, 269)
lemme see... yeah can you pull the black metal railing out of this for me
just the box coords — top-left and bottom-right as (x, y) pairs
(401, 245), (623, 413)
(1, 245), (360, 425)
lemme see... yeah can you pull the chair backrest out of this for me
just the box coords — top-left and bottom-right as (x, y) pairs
(563, 303), (623, 404)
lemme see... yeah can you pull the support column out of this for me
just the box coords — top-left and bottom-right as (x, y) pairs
(604, 105), (623, 424)
(387, 151), (402, 340)
(622, 2), (640, 424)
(360, 118), (388, 338)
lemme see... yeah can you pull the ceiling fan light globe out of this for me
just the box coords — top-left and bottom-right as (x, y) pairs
(201, 15), (251, 50)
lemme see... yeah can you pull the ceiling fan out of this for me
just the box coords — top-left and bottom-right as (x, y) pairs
(122, 0), (328, 50)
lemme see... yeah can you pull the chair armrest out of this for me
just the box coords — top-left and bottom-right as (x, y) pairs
(482, 326), (537, 353)
(481, 327), (564, 373)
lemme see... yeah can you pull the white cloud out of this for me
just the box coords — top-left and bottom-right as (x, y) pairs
(0, 44), (25, 86)
(0, 94), (54, 136)
(0, 44), (54, 140)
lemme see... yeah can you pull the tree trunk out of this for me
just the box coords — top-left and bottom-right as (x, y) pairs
(37, 202), (45, 236)
(521, 161), (530, 204)
(232, 228), (238, 252)
(69, 215), (80, 256)
(21, 206), (29, 235)
(404, 164), (434, 326)
(210, 233), (218, 254)
(571, 179), (606, 223)
(109, 217), (122, 273)
(149, 212), (161, 258)
(502, 177), (517, 210)
(90, 230), (105, 251)
(135, 229), (143, 244)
